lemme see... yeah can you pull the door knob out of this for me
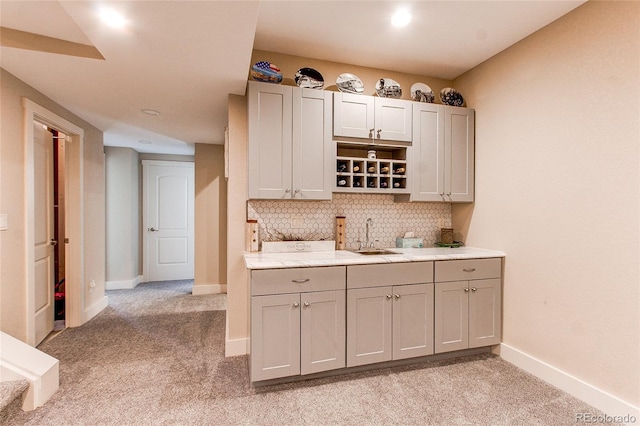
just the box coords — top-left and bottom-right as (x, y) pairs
(148, 227), (158, 232)
(49, 239), (57, 246)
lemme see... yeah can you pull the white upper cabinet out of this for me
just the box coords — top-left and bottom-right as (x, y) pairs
(402, 103), (474, 202)
(248, 81), (332, 200)
(445, 107), (475, 202)
(333, 92), (412, 142)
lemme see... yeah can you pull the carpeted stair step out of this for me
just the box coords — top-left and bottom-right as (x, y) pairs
(0, 379), (29, 422)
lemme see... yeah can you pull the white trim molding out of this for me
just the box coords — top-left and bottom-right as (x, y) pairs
(106, 275), (143, 290)
(499, 343), (639, 422)
(225, 312), (248, 357)
(84, 296), (108, 323)
(22, 98), (85, 343)
(0, 332), (59, 411)
(225, 337), (248, 357)
(192, 283), (227, 295)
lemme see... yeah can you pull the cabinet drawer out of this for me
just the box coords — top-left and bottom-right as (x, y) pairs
(251, 266), (346, 296)
(435, 258), (501, 282)
(347, 262), (433, 289)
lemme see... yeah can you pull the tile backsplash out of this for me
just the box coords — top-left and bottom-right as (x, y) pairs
(247, 193), (451, 250)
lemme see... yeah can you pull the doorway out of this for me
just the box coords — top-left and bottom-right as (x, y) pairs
(49, 127), (66, 331)
(142, 160), (195, 282)
(25, 98), (84, 347)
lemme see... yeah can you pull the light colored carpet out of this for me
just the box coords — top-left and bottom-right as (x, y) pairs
(6, 280), (614, 425)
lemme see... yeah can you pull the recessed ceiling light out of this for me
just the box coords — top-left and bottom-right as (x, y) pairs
(138, 140), (152, 145)
(99, 7), (127, 29)
(141, 109), (160, 116)
(391, 9), (412, 28)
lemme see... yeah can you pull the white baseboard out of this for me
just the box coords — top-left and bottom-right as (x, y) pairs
(500, 343), (639, 422)
(225, 337), (248, 357)
(192, 283), (227, 295)
(84, 296), (108, 322)
(105, 275), (143, 290)
(224, 314), (248, 357)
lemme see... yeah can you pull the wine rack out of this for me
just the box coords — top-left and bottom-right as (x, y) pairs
(335, 142), (409, 194)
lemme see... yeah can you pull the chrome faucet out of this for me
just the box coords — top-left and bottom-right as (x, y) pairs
(365, 218), (374, 248)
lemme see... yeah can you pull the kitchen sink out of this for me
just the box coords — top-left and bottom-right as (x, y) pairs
(353, 249), (398, 256)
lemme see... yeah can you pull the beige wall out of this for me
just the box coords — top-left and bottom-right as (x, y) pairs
(452, 1), (639, 407)
(226, 94), (249, 349)
(251, 50), (453, 99)
(105, 147), (140, 282)
(194, 143), (227, 292)
(0, 68), (105, 341)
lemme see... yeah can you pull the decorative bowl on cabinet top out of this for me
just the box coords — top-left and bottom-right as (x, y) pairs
(295, 67), (324, 89)
(411, 82), (435, 103)
(375, 78), (402, 98)
(439, 87), (464, 106)
(251, 61), (283, 84)
(336, 73), (365, 94)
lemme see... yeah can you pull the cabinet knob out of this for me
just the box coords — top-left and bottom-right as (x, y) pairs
(386, 294), (392, 299)
(471, 287), (477, 292)
(464, 288), (469, 293)
(303, 301), (310, 307)
(293, 302), (300, 308)
(394, 294), (400, 299)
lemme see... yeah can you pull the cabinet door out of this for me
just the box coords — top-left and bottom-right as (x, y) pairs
(347, 286), (392, 367)
(251, 293), (300, 381)
(374, 97), (412, 142)
(248, 82), (293, 199)
(333, 92), (375, 139)
(300, 290), (346, 375)
(410, 103), (445, 201)
(434, 281), (469, 353)
(444, 107), (474, 202)
(393, 283), (434, 360)
(292, 88), (333, 200)
(469, 278), (501, 348)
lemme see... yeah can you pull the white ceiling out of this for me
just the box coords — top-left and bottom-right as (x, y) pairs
(0, 1), (585, 155)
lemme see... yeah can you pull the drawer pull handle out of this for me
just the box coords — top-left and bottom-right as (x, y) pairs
(291, 279), (310, 283)
(463, 268), (476, 272)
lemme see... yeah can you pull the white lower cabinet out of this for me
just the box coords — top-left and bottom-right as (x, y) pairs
(250, 257), (503, 382)
(434, 258), (502, 353)
(250, 266), (346, 382)
(346, 262), (434, 367)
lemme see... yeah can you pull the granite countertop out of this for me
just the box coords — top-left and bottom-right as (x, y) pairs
(243, 247), (505, 270)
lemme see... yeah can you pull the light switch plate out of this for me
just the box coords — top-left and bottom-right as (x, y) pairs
(0, 214), (7, 231)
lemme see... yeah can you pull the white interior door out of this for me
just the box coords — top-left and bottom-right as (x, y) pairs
(143, 160), (194, 282)
(33, 122), (55, 345)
